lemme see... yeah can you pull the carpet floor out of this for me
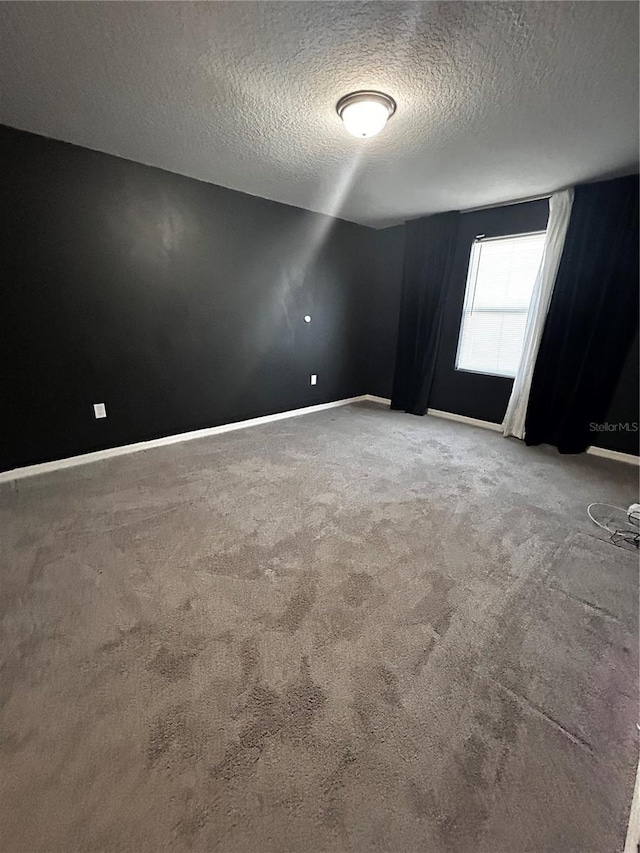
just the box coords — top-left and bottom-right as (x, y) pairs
(1, 401), (638, 853)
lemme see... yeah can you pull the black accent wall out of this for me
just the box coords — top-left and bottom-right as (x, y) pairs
(366, 224), (405, 399)
(0, 125), (375, 471)
(592, 331), (639, 455)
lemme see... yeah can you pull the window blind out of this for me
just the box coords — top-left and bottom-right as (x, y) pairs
(456, 232), (546, 378)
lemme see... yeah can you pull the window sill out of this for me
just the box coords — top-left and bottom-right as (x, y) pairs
(454, 367), (515, 380)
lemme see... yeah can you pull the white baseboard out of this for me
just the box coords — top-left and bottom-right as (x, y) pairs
(426, 407), (503, 433)
(586, 444), (640, 466)
(426, 407), (639, 465)
(2, 393), (636, 483)
(0, 394), (380, 483)
(624, 752), (640, 853)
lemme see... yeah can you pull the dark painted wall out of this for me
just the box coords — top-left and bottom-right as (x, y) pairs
(0, 125), (372, 471)
(592, 331), (639, 455)
(365, 224), (405, 399)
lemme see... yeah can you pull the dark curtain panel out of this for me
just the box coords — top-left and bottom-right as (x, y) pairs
(525, 175), (639, 453)
(390, 211), (460, 415)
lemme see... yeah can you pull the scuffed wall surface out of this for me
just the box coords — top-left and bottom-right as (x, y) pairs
(0, 127), (371, 471)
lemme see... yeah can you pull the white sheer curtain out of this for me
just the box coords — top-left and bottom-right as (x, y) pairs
(502, 189), (574, 439)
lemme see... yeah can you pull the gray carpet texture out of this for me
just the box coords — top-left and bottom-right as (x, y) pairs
(1, 401), (638, 853)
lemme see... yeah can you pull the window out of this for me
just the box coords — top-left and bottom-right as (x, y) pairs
(455, 231), (546, 379)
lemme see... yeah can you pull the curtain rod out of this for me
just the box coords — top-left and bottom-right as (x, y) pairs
(402, 188), (561, 226)
(462, 192), (551, 215)
(474, 229), (547, 243)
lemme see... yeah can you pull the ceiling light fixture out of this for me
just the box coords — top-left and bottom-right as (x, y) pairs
(337, 91), (396, 139)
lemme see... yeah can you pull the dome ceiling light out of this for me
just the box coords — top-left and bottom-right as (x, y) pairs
(336, 91), (396, 139)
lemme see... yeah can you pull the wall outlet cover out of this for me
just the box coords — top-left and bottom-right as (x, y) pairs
(93, 403), (107, 419)
(310, 374), (317, 385)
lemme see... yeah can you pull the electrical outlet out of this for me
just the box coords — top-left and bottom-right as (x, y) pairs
(93, 402), (107, 419)
(310, 374), (317, 386)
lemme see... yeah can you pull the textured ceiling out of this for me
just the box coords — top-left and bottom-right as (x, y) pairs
(0, 1), (638, 227)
